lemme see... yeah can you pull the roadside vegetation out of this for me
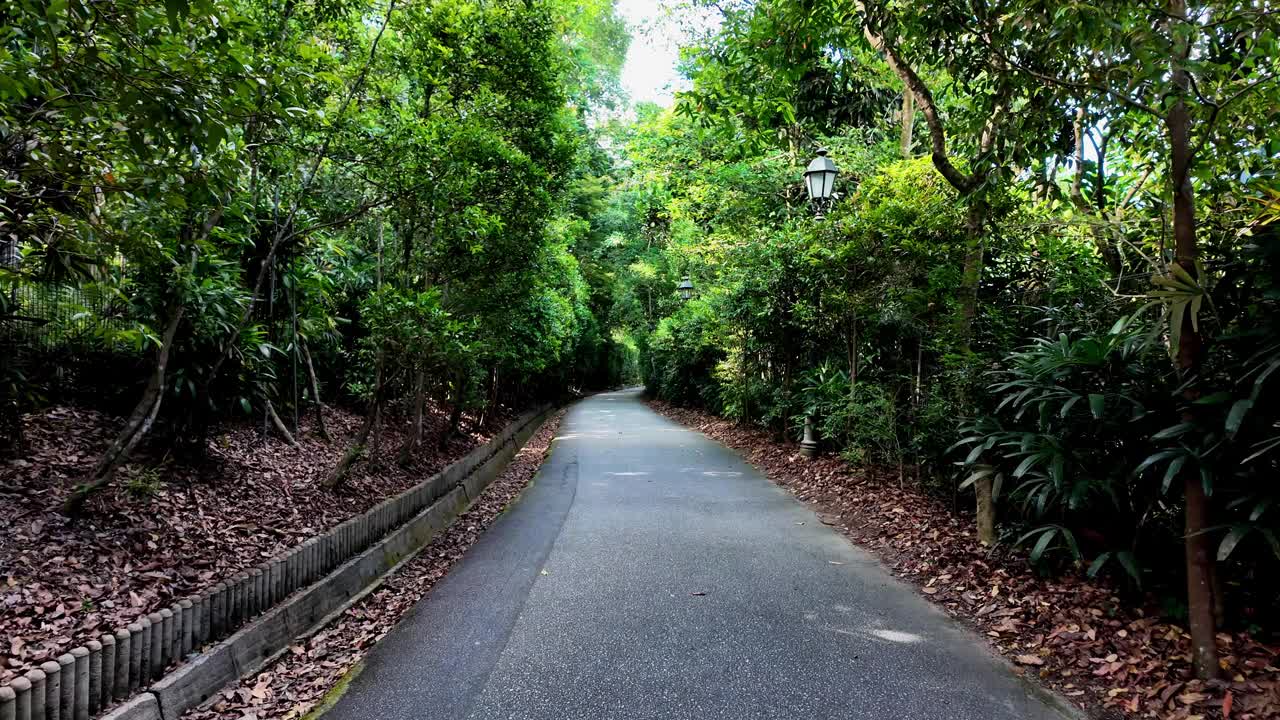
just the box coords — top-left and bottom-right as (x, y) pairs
(1, 0), (630, 682)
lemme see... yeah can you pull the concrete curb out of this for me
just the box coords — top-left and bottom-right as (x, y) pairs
(2, 405), (552, 720)
(152, 407), (551, 720)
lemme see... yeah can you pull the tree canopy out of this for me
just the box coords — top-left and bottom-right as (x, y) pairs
(3, 0), (1279, 694)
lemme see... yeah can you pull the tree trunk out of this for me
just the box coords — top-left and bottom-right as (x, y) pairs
(66, 305), (185, 513)
(324, 404), (374, 490)
(447, 397), (464, 440)
(1184, 474), (1219, 678)
(397, 368), (427, 465)
(1042, 158), (1059, 202)
(845, 312), (858, 438)
(899, 90), (914, 157)
(959, 200), (995, 545)
(442, 372), (467, 448)
(477, 366), (496, 428)
(849, 311), (859, 385)
(914, 335), (923, 406)
(265, 400), (298, 447)
(779, 358), (793, 442)
(483, 366), (499, 428)
(261, 265), (277, 440)
(1166, 0), (1218, 680)
(975, 469), (995, 545)
(1070, 110), (1122, 277)
(370, 386), (385, 459)
(301, 341), (330, 441)
(323, 346), (384, 489)
(957, 201), (986, 353)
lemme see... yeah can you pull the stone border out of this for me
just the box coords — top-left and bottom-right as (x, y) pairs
(1, 406), (552, 720)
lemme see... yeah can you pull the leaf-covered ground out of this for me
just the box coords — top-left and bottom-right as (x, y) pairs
(648, 401), (1280, 720)
(180, 408), (566, 720)
(0, 401), (514, 683)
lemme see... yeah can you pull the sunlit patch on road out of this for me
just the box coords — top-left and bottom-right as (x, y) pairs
(868, 629), (923, 644)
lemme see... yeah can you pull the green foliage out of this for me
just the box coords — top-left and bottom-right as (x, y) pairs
(647, 299), (725, 410)
(123, 466), (164, 499)
(952, 319), (1171, 574)
(1, 0), (633, 459)
(5, 0), (1279, 641)
(596, 0), (1280, 630)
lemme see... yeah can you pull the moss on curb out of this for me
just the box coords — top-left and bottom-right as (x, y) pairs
(301, 662), (364, 720)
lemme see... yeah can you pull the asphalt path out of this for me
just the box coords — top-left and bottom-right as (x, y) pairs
(321, 388), (1076, 720)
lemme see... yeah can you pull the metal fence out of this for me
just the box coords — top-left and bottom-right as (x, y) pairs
(2, 280), (132, 354)
(1, 242), (133, 356)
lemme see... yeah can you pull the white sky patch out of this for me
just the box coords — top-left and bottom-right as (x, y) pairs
(615, 0), (720, 108)
(617, 0), (683, 106)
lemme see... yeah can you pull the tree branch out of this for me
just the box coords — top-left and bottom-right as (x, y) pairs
(854, 0), (982, 194)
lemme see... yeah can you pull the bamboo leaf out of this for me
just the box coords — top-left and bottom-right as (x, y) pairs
(1088, 393), (1104, 419)
(1116, 551), (1142, 585)
(1226, 399), (1253, 437)
(1029, 527), (1057, 564)
(959, 467), (994, 490)
(1087, 552), (1111, 578)
(1152, 422), (1193, 440)
(1134, 449), (1180, 475)
(1218, 526), (1248, 561)
(1163, 456), (1186, 494)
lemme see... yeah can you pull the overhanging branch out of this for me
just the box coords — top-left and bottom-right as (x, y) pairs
(854, 0), (983, 195)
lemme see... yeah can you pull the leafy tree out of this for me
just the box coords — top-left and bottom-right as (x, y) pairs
(957, 0), (1280, 679)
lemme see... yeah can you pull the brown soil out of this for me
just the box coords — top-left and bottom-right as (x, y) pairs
(0, 400), (514, 683)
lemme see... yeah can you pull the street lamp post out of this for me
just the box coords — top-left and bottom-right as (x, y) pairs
(799, 148), (838, 459)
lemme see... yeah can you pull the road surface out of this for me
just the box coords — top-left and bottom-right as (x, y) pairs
(321, 388), (1075, 720)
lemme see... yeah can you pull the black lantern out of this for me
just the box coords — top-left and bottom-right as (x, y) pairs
(677, 276), (695, 301)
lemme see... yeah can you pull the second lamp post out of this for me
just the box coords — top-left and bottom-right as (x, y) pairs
(799, 148), (838, 458)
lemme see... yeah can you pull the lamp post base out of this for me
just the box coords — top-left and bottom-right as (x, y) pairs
(799, 415), (818, 459)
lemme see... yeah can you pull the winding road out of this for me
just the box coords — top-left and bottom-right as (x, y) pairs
(320, 388), (1075, 720)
